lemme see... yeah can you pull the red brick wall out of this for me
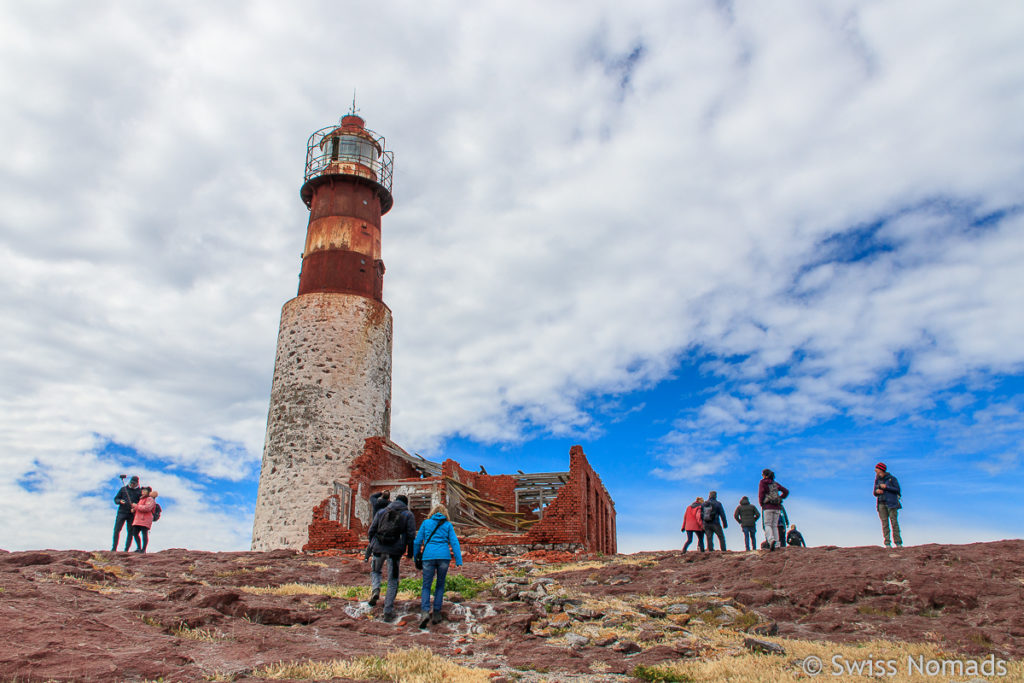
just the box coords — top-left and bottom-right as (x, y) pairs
(303, 494), (363, 552)
(441, 459), (518, 516)
(347, 437), (423, 536)
(303, 440), (616, 555)
(520, 445), (617, 554)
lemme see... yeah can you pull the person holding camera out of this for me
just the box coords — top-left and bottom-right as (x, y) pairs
(112, 475), (141, 551)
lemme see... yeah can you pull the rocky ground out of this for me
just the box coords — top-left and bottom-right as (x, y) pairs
(0, 541), (1021, 682)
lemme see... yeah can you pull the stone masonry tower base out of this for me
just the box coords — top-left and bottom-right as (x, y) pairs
(252, 293), (392, 550)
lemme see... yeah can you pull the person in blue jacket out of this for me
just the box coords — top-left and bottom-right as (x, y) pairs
(413, 503), (463, 628)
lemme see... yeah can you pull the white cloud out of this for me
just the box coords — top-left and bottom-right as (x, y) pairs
(1, 1), (1023, 550)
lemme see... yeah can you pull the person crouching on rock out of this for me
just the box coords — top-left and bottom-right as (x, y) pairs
(681, 497), (705, 552)
(786, 524), (806, 547)
(366, 493), (416, 622)
(413, 503), (463, 629)
(130, 488), (157, 553)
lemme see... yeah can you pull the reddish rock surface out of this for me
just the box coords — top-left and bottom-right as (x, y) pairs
(0, 541), (1020, 681)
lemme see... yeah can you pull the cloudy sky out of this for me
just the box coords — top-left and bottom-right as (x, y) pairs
(2, 1), (1022, 554)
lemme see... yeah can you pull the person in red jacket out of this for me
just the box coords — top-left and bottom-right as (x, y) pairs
(130, 488), (158, 553)
(681, 497), (705, 552)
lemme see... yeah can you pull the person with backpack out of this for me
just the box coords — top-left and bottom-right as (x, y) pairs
(701, 491), (728, 551)
(758, 469), (789, 550)
(366, 493), (416, 622)
(786, 524), (807, 547)
(364, 491), (392, 561)
(873, 462), (902, 547)
(680, 497), (705, 552)
(112, 475), (142, 552)
(413, 503), (463, 628)
(733, 496), (761, 551)
(130, 488), (158, 553)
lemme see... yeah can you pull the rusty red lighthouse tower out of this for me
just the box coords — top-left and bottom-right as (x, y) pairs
(252, 113), (395, 550)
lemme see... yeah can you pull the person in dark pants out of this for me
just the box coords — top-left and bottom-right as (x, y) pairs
(777, 504), (789, 548)
(734, 496), (761, 551)
(874, 462), (902, 547)
(366, 494), (416, 622)
(701, 491), (728, 551)
(130, 488), (157, 552)
(364, 491), (392, 561)
(112, 476), (141, 551)
(681, 497), (705, 552)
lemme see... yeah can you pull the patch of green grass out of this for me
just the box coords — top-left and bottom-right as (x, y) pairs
(631, 665), (693, 682)
(314, 599), (331, 610)
(732, 611), (760, 630)
(396, 574), (490, 599)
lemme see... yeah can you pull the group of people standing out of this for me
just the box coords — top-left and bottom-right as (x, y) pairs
(111, 475), (160, 553)
(364, 490), (463, 627)
(681, 463), (904, 551)
(681, 472), (806, 552)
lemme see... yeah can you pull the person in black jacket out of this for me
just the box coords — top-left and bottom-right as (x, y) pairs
(734, 496), (761, 551)
(701, 491), (728, 551)
(786, 524), (806, 547)
(111, 476), (141, 551)
(370, 490), (391, 517)
(364, 491), (392, 561)
(366, 494), (416, 622)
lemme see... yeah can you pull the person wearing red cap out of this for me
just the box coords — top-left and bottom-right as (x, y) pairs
(873, 463), (902, 547)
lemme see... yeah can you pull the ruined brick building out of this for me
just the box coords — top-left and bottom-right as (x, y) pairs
(252, 113), (615, 554)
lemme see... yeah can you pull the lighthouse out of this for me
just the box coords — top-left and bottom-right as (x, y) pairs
(252, 113), (395, 550)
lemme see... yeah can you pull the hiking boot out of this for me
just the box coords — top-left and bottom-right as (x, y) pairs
(418, 611), (430, 628)
(382, 611), (395, 623)
(368, 590), (379, 607)
(431, 611), (442, 625)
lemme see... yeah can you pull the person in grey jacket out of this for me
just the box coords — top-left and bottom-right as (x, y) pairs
(366, 494), (416, 622)
(734, 496), (761, 551)
(701, 491), (728, 551)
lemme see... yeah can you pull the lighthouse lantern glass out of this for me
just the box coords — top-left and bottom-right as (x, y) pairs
(322, 134), (379, 174)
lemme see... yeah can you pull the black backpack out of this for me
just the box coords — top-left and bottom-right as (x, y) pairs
(376, 507), (403, 544)
(152, 503), (162, 522)
(701, 502), (716, 523)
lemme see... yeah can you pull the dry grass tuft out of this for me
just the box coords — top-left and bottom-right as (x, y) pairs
(638, 633), (1024, 683)
(253, 647), (492, 682)
(172, 623), (228, 641)
(48, 572), (121, 594)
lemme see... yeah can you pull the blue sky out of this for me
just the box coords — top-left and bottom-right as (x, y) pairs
(1, 1), (1022, 553)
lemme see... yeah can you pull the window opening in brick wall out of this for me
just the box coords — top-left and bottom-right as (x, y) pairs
(331, 482), (352, 527)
